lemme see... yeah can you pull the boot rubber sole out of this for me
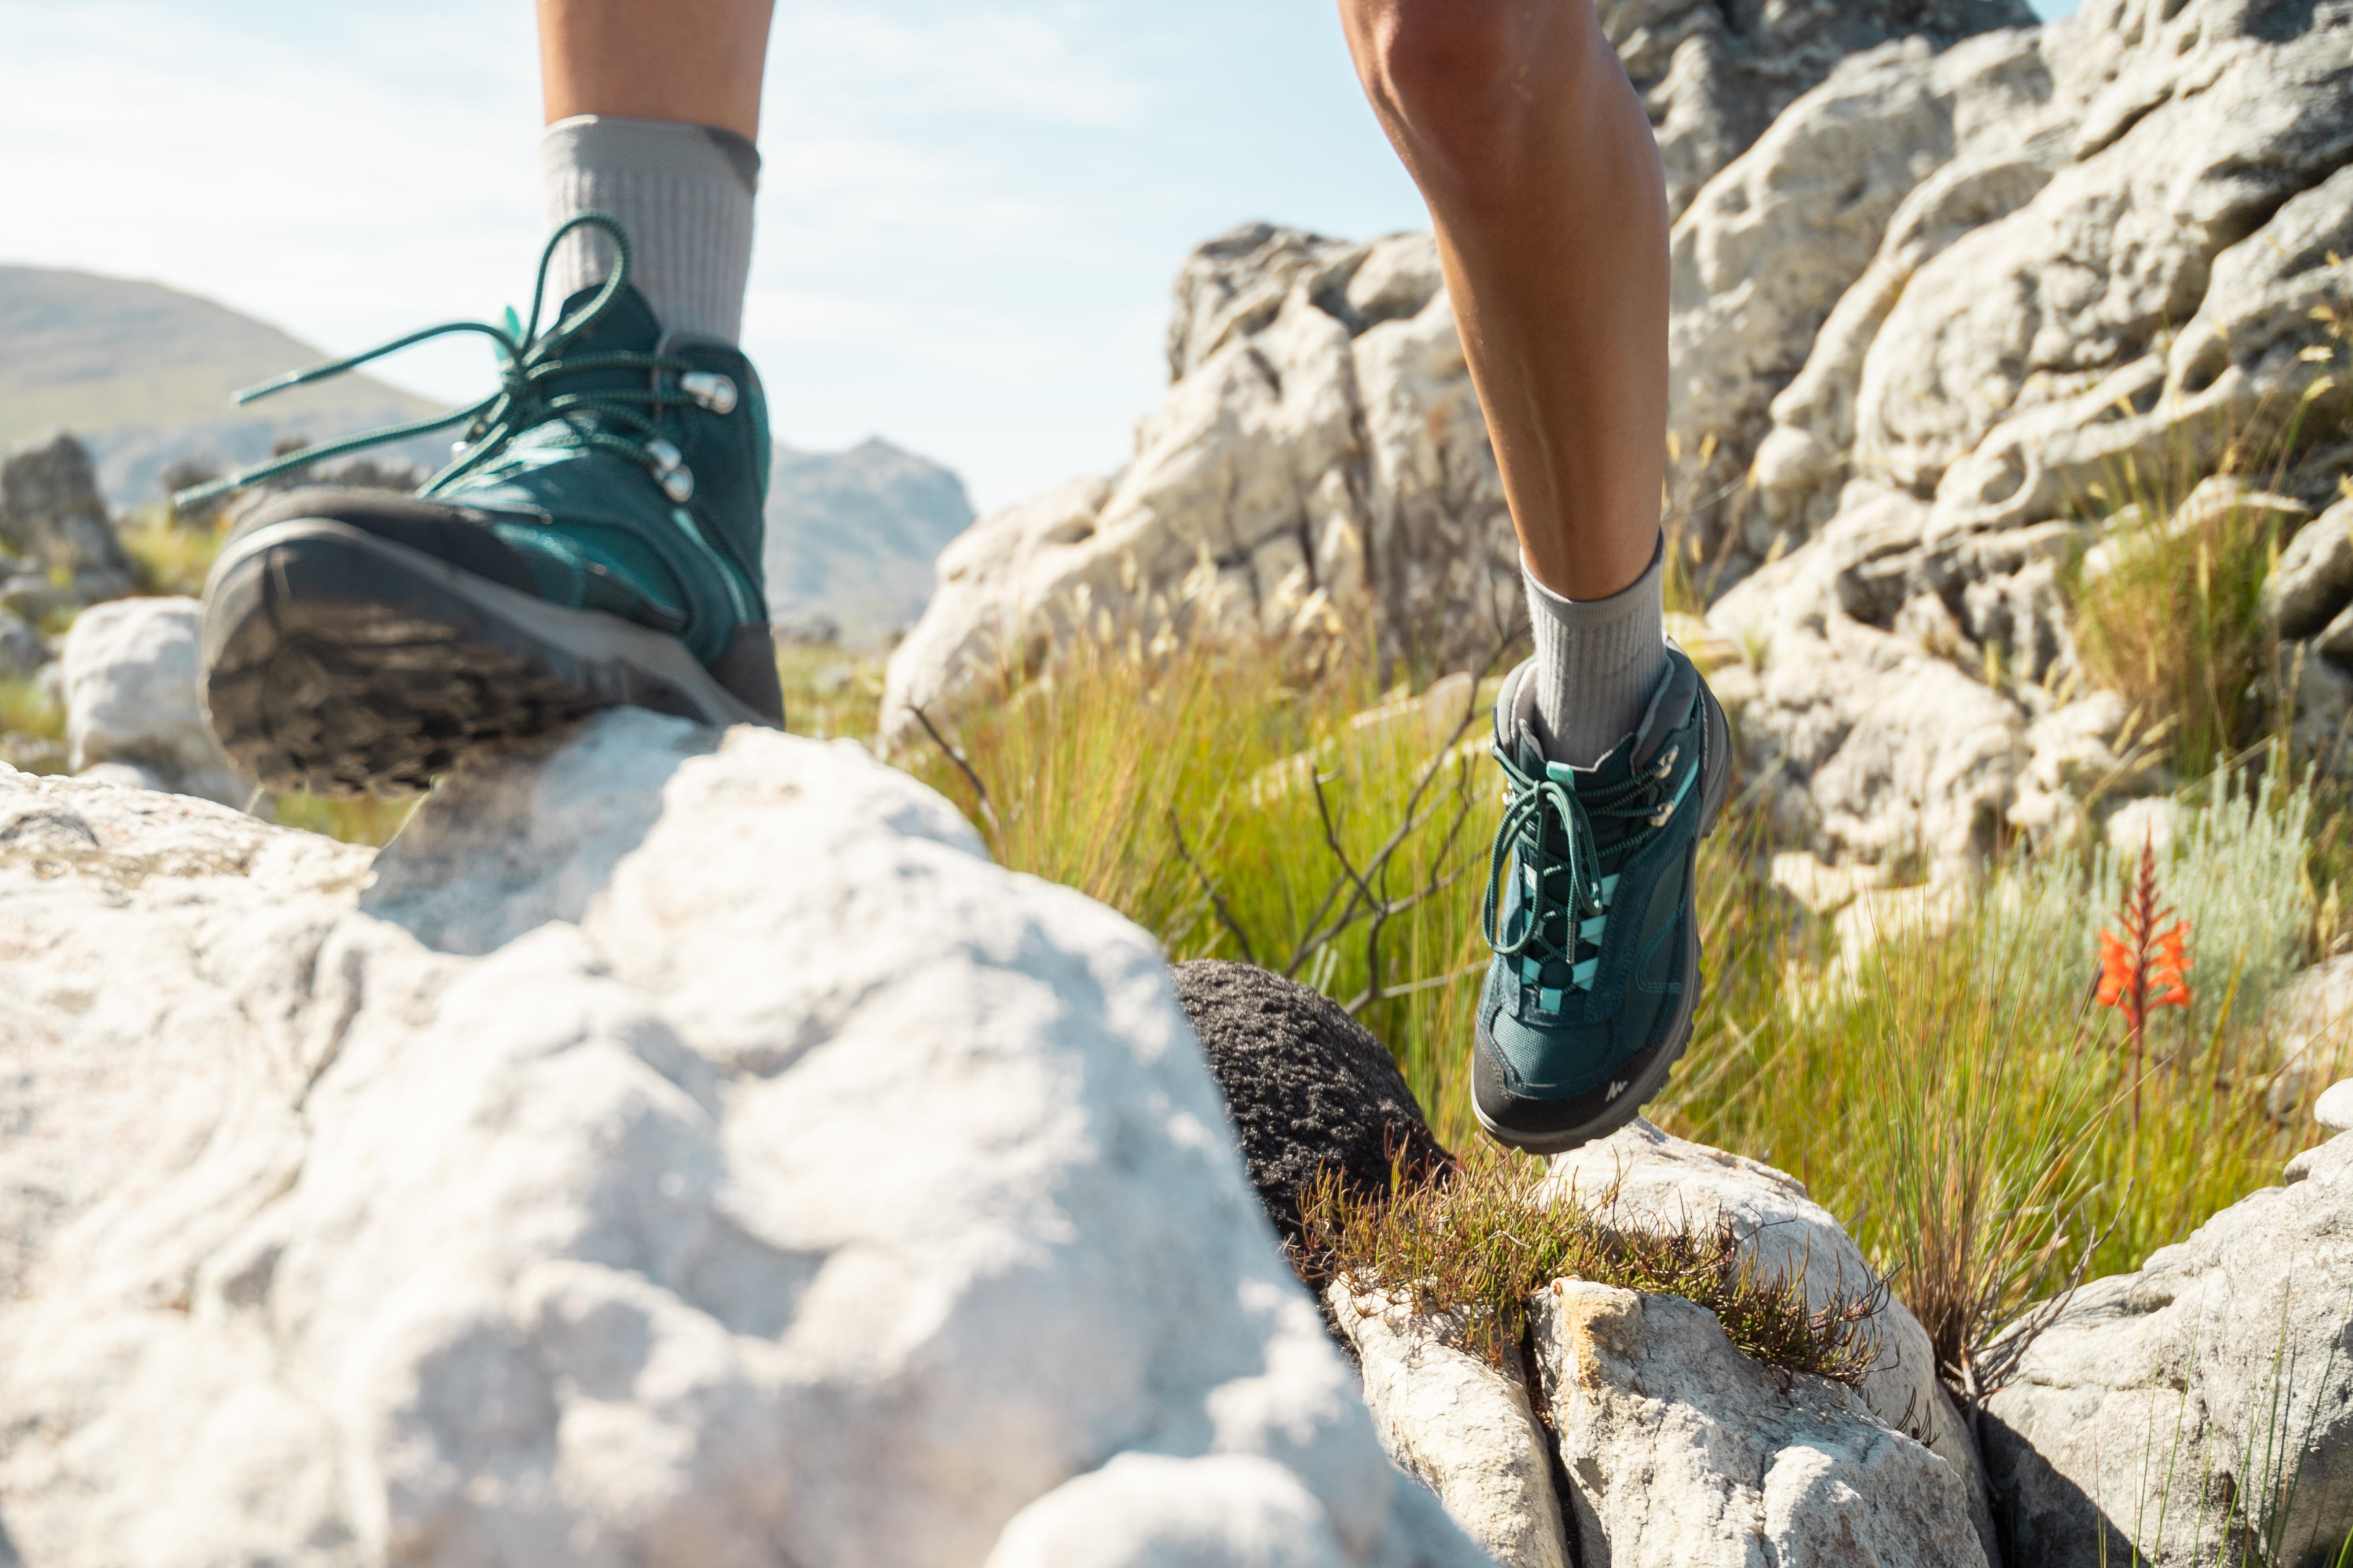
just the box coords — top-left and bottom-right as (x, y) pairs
(201, 517), (775, 798)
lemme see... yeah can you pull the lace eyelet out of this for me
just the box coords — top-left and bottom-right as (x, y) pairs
(679, 371), (738, 415)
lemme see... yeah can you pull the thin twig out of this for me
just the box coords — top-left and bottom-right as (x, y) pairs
(905, 703), (1001, 837)
(1345, 959), (1486, 1012)
(1170, 809), (1260, 967)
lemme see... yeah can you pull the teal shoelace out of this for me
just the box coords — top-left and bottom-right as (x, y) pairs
(174, 212), (726, 511)
(1481, 739), (1694, 995)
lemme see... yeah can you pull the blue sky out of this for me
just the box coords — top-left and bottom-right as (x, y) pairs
(0, 0), (2076, 511)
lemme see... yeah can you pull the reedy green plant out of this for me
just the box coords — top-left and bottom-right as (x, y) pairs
(899, 632), (2340, 1405)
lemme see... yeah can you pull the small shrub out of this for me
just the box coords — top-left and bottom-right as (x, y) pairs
(1296, 1150), (1885, 1387)
(0, 676), (65, 743)
(119, 507), (227, 599)
(2071, 484), (2287, 779)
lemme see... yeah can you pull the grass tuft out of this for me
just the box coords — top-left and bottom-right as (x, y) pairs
(2070, 482), (2288, 780)
(269, 791), (417, 847)
(1296, 1150), (1887, 1387)
(0, 677), (65, 744)
(117, 507), (228, 599)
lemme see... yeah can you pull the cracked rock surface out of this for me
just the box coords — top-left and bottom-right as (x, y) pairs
(1980, 1117), (2353, 1567)
(0, 712), (1487, 1568)
(887, 0), (2353, 870)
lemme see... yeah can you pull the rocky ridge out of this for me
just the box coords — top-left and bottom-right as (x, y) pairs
(886, 0), (2353, 872)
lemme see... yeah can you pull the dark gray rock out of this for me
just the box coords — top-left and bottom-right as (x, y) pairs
(0, 434), (130, 581)
(1171, 959), (1451, 1246)
(0, 610), (40, 682)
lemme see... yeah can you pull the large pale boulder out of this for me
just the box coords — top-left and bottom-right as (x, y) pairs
(1538, 1118), (1998, 1558)
(884, 227), (1503, 747)
(1533, 1280), (1989, 1568)
(0, 713), (1487, 1568)
(60, 595), (246, 807)
(1980, 1121), (2353, 1566)
(2270, 497), (2353, 641)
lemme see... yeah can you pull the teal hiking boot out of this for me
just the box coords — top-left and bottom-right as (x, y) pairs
(188, 213), (783, 798)
(1472, 644), (1730, 1153)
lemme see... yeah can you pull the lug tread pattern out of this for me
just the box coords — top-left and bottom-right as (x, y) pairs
(204, 544), (617, 799)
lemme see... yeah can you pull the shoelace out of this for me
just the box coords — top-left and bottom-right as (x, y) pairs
(173, 212), (734, 511)
(1481, 737), (1692, 987)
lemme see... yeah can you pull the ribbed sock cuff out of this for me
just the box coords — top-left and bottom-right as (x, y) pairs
(1523, 536), (1669, 768)
(541, 114), (759, 343)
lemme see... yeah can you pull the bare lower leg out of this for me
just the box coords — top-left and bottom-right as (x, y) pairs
(1338, 0), (1666, 603)
(537, 0), (776, 139)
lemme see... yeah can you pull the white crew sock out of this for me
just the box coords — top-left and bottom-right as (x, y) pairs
(540, 114), (759, 342)
(1523, 535), (1670, 768)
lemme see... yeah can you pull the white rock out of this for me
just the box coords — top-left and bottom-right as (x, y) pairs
(1537, 1118), (1997, 1559)
(1671, 28), (2061, 558)
(1328, 1289), (1568, 1568)
(59, 595), (246, 807)
(2102, 796), (2179, 859)
(1981, 1132), (2353, 1566)
(2269, 497), (2353, 640)
(1602, 0), (2038, 222)
(2291, 645), (2353, 776)
(2317, 1078), (2353, 1133)
(0, 712), (1483, 1567)
(1769, 851), (1888, 916)
(1531, 1281), (1989, 1568)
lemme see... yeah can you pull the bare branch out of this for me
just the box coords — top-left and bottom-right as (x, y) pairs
(1169, 810), (1260, 968)
(905, 703), (1001, 838)
(1344, 960), (1488, 1016)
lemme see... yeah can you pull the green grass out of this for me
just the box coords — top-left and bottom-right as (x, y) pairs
(897, 636), (2343, 1404)
(0, 674), (68, 776)
(119, 506), (228, 599)
(1298, 1150), (1885, 1386)
(2068, 478), (2289, 781)
(777, 642), (888, 743)
(2067, 299), (2352, 782)
(268, 791), (417, 846)
(0, 676), (64, 743)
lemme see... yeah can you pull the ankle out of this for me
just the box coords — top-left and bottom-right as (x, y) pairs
(541, 115), (760, 342)
(1523, 534), (1667, 769)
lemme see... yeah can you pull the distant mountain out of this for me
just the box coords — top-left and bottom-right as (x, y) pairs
(0, 265), (447, 503)
(4, 264), (975, 642)
(763, 438), (974, 645)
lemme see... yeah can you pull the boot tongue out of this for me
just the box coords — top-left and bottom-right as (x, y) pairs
(538, 282), (663, 397)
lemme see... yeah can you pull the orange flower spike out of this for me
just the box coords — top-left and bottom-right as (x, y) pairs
(2146, 917), (2193, 1013)
(2096, 929), (2134, 1009)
